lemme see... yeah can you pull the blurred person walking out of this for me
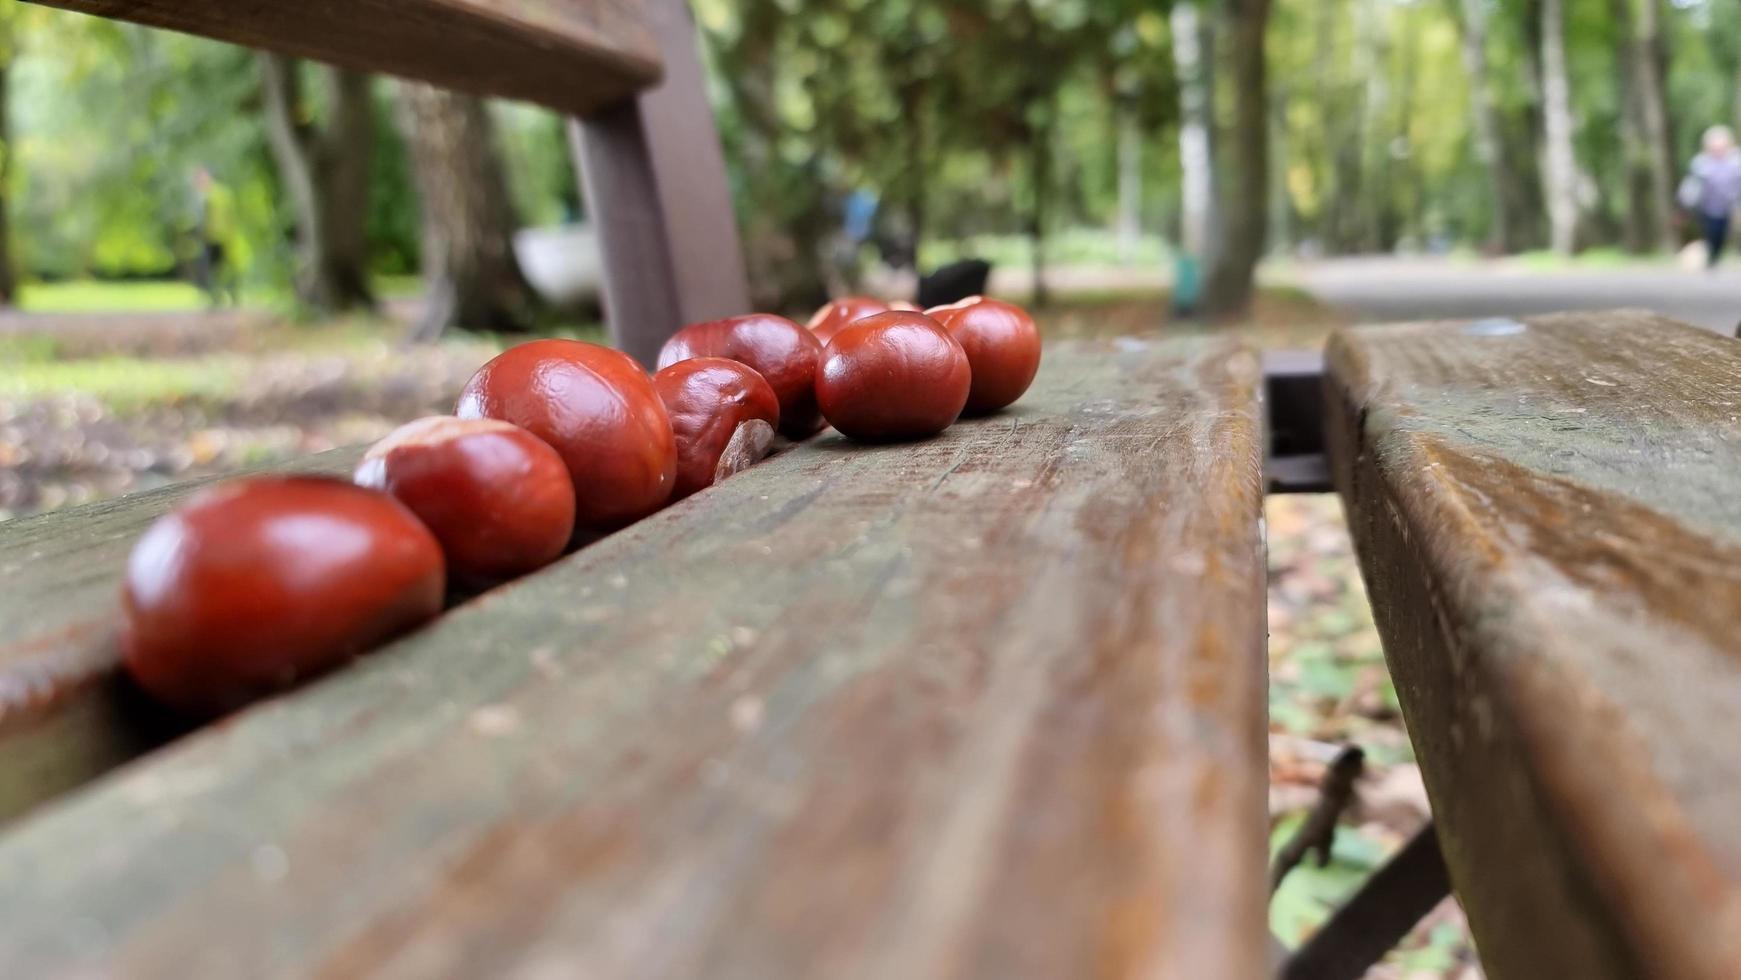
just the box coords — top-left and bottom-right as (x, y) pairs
(1683, 126), (1741, 269)
(191, 167), (241, 308)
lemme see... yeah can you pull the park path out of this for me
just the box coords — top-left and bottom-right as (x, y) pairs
(1289, 256), (1741, 334)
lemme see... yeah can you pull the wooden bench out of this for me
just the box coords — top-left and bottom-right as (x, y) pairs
(1325, 310), (1741, 979)
(0, 338), (1271, 976)
(13, 1), (1741, 975)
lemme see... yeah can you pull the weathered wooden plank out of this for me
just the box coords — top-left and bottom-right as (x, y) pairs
(25, 0), (662, 117)
(1325, 310), (1741, 980)
(0, 447), (362, 824)
(572, 0), (751, 365)
(0, 337), (1267, 979)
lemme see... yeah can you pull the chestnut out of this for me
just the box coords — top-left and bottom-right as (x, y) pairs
(456, 339), (676, 530)
(355, 416), (575, 586)
(653, 358), (781, 501)
(815, 311), (971, 442)
(656, 314), (823, 438)
(120, 476), (445, 715)
(806, 296), (890, 346)
(925, 296), (1042, 415)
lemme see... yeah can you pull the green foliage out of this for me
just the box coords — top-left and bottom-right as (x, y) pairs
(11, 16), (278, 282)
(2, 0), (1738, 305)
(693, 0), (1181, 304)
(366, 89), (423, 277)
(17, 279), (207, 312)
(495, 103), (581, 227)
(1268, 812), (1390, 945)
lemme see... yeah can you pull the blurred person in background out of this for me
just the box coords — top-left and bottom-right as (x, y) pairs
(1684, 126), (1741, 269)
(191, 166), (241, 308)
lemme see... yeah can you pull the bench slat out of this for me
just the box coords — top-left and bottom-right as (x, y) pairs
(26, 0), (662, 116)
(0, 447), (362, 823)
(0, 338), (1267, 978)
(1325, 311), (1741, 979)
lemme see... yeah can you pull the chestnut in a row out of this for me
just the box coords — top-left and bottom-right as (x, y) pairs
(119, 294), (1039, 715)
(805, 295), (1041, 440)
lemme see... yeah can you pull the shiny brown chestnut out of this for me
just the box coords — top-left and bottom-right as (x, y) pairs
(806, 296), (890, 346)
(656, 314), (823, 438)
(815, 311), (972, 442)
(925, 296), (1042, 415)
(121, 476), (445, 716)
(653, 358), (782, 501)
(456, 339), (676, 530)
(355, 416), (575, 586)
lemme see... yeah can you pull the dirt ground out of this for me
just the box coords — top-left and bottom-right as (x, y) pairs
(0, 294), (1480, 977)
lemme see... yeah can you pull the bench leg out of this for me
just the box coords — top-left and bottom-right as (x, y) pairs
(1278, 822), (1453, 980)
(571, 0), (750, 366)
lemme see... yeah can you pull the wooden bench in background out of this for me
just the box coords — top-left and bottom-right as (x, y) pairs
(0, 339), (1271, 977)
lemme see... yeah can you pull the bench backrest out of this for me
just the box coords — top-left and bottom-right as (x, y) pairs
(24, 0), (750, 363)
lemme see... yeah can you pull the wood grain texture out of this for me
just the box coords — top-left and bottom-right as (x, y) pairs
(0, 448), (362, 824)
(1325, 311), (1741, 980)
(0, 338), (1267, 979)
(572, 0), (751, 365)
(25, 0), (661, 116)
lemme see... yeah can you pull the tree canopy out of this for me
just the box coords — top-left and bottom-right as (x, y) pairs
(2, 0), (1738, 317)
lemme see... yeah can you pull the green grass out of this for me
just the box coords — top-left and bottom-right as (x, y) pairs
(1268, 816), (1462, 969)
(18, 280), (213, 314)
(0, 356), (242, 409)
(926, 229), (1175, 269)
(373, 274), (424, 300)
(0, 334), (60, 363)
(1512, 246), (1665, 269)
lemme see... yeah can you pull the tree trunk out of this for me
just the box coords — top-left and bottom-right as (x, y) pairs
(396, 82), (536, 340)
(1267, 92), (1291, 256)
(1614, 38), (1651, 254)
(1539, 0), (1580, 255)
(0, 20), (18, 307)
(1735, 60), (1741, 133)
(1029, 108), (1053, 310)
(1612, 0), (1676, 252)
(1394, 3), (1424, 248)
(0, 74), (15, 305)
(701, 6), (830, 312)
(901, 81), (927, 273)
(259, 54), (377, 314)
(1201, 0), (1271, 317)
(1457, 0), (1517, 252)
(1313, 0), (1361, 253)
(1115, 97), (1143, 264)
(1171, 0), (1218, 268)
(1356, 0), (1392, 251)
(1516, 0), (1553, 249)
(322, 70), (376, 304)
(1632, 0), (1676, 252)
